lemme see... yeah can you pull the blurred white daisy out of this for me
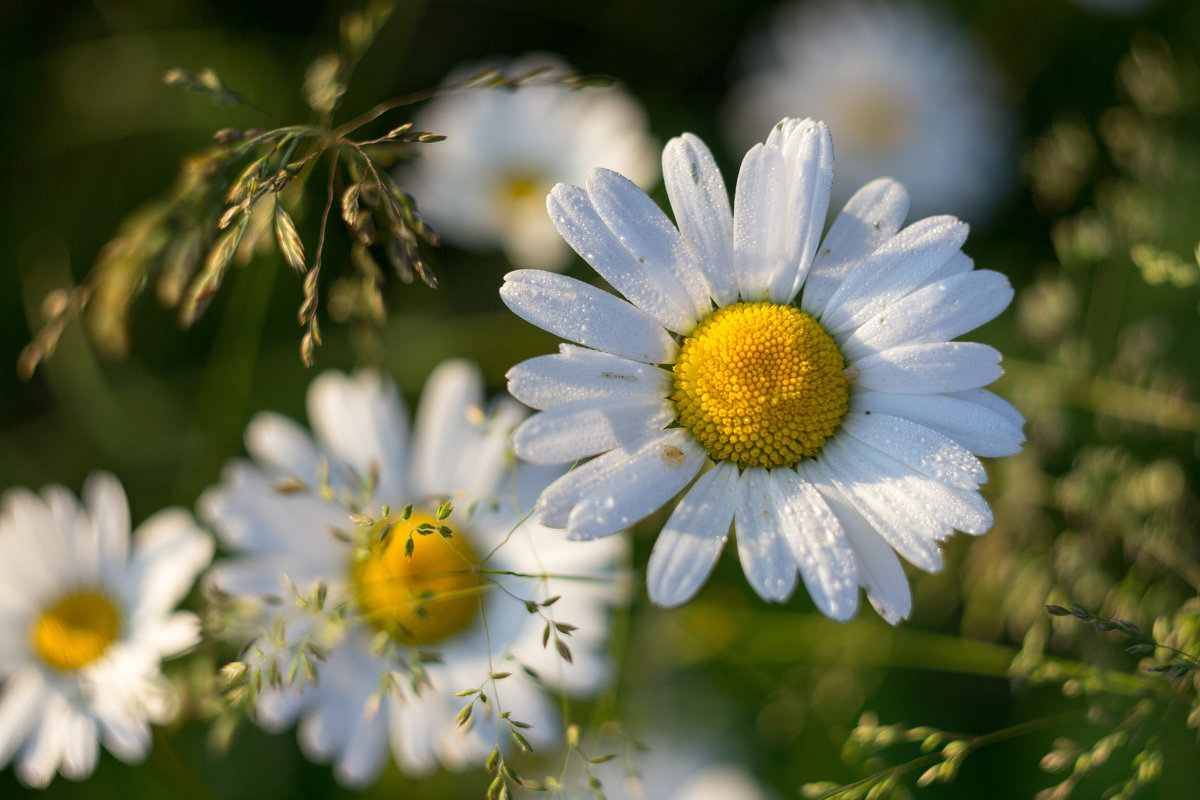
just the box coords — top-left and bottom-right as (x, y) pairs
(724, 1), (1014, 225)
(200, 361), (626, 787)
(501, 118), (1024, 623)
(399, 54), (659, 270)
(0, 473), (211, 787)
(591, 750), (771, 800)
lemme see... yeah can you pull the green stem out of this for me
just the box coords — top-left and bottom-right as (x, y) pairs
(813, 709), (1089, 800)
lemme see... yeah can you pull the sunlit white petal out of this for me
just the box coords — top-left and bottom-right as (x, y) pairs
(500, 269), (677, 364)
(733, 468), (799, 602)
(662, 133), (737, 306)
(647, 463), (739, 607)
(506, 344), (672, 411)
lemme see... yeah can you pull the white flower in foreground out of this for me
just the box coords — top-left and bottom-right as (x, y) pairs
(0, 473), (211, 787)
(724, 1), (1013, 225)
(399, 54), (659, 270)
(200, 361), (625, 787)
(501, 118), (1025, 624)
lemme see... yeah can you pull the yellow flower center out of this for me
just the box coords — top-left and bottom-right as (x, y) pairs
(672, 302), (850, 469)
(351, 511), (483, 646)
(31, 590), (121, 671)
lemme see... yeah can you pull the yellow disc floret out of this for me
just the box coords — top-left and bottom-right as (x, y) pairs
(672, 302), (850, 469)
(351, 511), (483, 646)
(32, 589), (121, 671)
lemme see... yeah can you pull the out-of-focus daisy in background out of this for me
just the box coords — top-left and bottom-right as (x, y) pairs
(200, 362), (626, 787)
(0, 473), (211, 788)
(723, 1), (1015, 225)
(398, 53), (659, 271)
(501, 117), (1023, 625)
(570, 734), (772, 800)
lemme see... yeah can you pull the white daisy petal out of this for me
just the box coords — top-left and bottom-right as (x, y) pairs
(297, 697), (364, 764)
(584, 170), (708, 326)
(254, 685), (307, 733)
(82, 472), (130, 570)
(506, 344), (672, 411)
(853, 531), (912, 624)
(331, 712), (389, 789)
(459, 398), (527, 502)
(58, 710), (98, 781)
(732, 143), (789, 300)
(197, 462), (347, 557)
(500, 269), (677, 364)
(763, 116), (805, 148)
(662, 133), (737, 306)
(733, 468), (799, 602)
(549, 180), (695, 333)
(386, 689), (438, 775)
(820, 215), (969, 337)
(801, 472), (912, 625)
(834, 433), (992, 537)
(802, 178), (911, 317)
(96, 707), (151, 763)
(565, 431), (707, 540)
(952, 387), (1026, 428)
(842, 410), (986, 489)
(126, 508), (213, 620)
(842, 269), (1014, 361)
(245, 411), (324, 485)
(17, 696), (68, 788)
(816, 438), (945, 571)
(772, 469), (858, 619)
(410, 359), (483, 498)
(307, 371), (409, 499)
(203, 555), (319, 598)
(923, 250), (976, 285)
(41, 484), (96, 583)
(145, 612), (203, 657)
(929, 485), (993, 537)
(647, 462), (739, 607)
(536, 438), (643, 529)
(852, 390), (1025, 458)
(771, 119), (835, 302)
(0, 669), (45, 765)
(853, 342), (1003, 394)
(513, 395), (675, 464)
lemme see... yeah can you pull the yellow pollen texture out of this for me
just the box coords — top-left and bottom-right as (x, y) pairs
(351, 511), (483, 646)
(672, 302), (850, 469)
(32, 589), (121, 671)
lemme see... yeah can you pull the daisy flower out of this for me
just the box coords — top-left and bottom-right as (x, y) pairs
(399, 53), (659, 271)
(200, 361), (625, 787)
(500, 118), (1024, 623)
(0, 473), (212, 787)
(592, 748), (771, 800)
(723, 1), (1014, 225)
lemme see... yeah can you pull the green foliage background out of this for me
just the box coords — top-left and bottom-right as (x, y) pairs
(2, 0), (1200, 797)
